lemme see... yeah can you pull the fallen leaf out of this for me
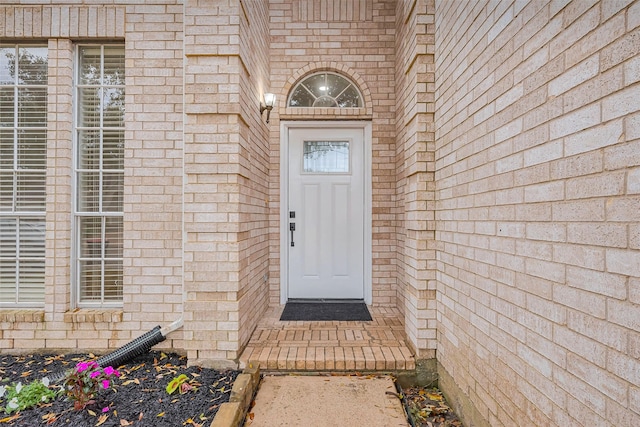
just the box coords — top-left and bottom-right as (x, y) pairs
(157, 412), (165, 417)
(120, 419), (132, 426)
(248, 412), (255, 420)
(88, 410), (97, 416)
(41, 413), (58, 423)
(138, 412), (144, 421)
(20, 370), (32, 377)
(0, 414), (21, 423)
(426, 392), (443, 401)
(180, 382), (194, 394)
(96, 414), (108, 426)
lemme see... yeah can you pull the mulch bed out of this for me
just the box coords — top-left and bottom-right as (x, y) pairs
(0, 351), (239, 427)
(401, 386), (462, 427)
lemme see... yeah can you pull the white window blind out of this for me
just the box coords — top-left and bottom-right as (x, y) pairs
(0, 44), (47, 307)
(75, 45), (124, 306)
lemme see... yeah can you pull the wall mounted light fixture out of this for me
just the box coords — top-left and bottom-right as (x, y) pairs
(260, 93), (276, 123)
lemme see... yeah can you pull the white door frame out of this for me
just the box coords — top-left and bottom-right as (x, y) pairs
(280, 121), (372, 304)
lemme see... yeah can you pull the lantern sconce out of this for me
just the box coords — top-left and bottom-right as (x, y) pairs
(260, 93), (276, 123)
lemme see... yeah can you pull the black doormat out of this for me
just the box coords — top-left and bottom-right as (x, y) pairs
(280, 300), (372, 321)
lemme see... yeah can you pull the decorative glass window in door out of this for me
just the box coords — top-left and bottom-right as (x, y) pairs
(303, 141), (350, 173)
(0, 44), (48, 306)
(288, 72), (362, 108)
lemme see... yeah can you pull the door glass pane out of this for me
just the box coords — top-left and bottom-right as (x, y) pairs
(303, 141), (350, 173)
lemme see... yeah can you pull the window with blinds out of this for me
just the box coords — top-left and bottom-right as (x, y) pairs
(75, 45), (124, 306)
(0, 44), (47, 307)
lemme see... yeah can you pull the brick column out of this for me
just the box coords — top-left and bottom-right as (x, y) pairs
(182, 0), (244, 367)
(395, 0), (437, 358)
(45, 38), (74, 333)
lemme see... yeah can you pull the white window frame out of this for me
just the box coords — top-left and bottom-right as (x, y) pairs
(73, 44), (125, 308)
(0, 43), (48, 308)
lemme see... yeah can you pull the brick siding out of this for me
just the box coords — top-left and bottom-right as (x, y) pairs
(435, 1), (640, 425)
(1, 1), (639, 425)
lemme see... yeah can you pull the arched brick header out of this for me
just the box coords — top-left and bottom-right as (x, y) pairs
(280, 62), (373, 118)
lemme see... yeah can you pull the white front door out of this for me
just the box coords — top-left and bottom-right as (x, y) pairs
(287, 126), (365, 300)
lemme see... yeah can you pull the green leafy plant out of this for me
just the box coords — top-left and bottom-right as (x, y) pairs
(60, 361), (120, 411)
(0, 377), (57, 414)
(166, 374), (193, 395)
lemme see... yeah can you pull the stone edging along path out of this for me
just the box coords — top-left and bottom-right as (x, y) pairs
(210, 363), (261, 427)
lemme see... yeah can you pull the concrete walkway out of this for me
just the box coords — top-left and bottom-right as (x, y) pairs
(244, 374), (409, 427)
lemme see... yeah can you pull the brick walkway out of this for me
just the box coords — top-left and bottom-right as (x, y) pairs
(238, 305), (415, 371)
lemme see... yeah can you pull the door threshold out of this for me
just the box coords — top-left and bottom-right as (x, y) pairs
(286, 298), (366, 304)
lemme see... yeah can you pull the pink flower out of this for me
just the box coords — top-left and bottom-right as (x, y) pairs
(90, 371), (101, 379)
(102, 406), (110, 413)
(103, 366), (119, 377)
(101, 379), (110, 389)
(76, 362), (89, 373)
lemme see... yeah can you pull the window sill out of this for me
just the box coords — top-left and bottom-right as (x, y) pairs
(0, 310), (45, 323)
(64, 309), (123, 324)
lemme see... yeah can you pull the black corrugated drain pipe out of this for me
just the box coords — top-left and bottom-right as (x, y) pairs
(49, 318), (183, 383)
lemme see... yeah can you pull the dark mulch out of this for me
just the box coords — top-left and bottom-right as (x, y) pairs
(0, 351), (239, 427)
(401, 386), (462, 427)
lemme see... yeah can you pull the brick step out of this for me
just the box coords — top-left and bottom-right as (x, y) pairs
(238, 306), (416, 372)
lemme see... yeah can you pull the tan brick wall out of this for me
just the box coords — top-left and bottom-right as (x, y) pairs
(122, 1), (184, 349)
(395, 0), (437, 358)
(237, 0), (271, 359)
(182, 0), (271, 367)
(435, 1), (640, 425)
(46, 37), (73, 332)
(5, 7), (637, 426)
(1, 2), (185, 354)
(267, 0), (398, 307)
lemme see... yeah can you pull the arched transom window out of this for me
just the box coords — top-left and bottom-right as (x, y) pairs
(288, 72), (363, 108)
